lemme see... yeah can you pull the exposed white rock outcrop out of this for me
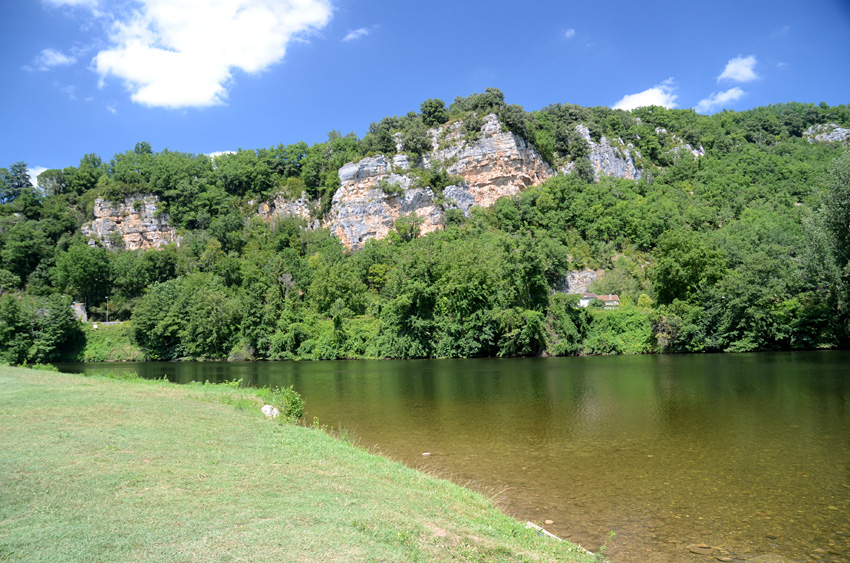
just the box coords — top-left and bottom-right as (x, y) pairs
(326, 114), (553, 250)
(805, 123), (850, 143)
(256, 192), (320, 229)
(571, 125), (642, 181)
(553, 269), (604, 294)
(656, 127), (706, 158)
(81, 195), (180, 251)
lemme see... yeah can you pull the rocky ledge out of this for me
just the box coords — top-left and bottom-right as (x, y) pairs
(805, 123), (850, 143)
(81, 195), (180, 251)
(326, 114), (554, 250)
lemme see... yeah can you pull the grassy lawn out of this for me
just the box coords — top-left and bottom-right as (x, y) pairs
(0, 366), (595, 562)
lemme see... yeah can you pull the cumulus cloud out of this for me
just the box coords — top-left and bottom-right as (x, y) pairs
(612, 78), (678, 111)
(92, 0), (333, 109)
(343, 27), (370, 41)
(28, 167), (49, 187)
(718, 55), (758, 83)
(564, 28), (575, 39)
(207, 150), (236, 159)
(694, 87), (745, 114)
(27, 48), (77, 71)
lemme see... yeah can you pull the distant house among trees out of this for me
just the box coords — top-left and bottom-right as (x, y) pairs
(578, 293), (620, 308)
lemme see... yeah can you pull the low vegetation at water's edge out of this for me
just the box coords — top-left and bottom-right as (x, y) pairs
(0, 365), (596, 562)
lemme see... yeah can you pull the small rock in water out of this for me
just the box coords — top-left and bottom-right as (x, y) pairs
(687, 543), (716, 556)
(422, 452), (431, 457)
(544, 520), (554, 525)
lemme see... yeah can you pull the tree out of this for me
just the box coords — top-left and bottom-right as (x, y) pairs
(806, 150), (850, 341)
(69, 154), (104, 194)
(420, 98), (448, 128)
(1, 162), (31, 203)
(652, 229), (726, 305)
(37, 169), (69, 197)
(401, 124), (432, 158)
(0, 221), (50, 281)
(53, 243), (111, 314)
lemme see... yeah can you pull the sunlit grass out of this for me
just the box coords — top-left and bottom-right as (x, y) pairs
(0, 365), (595, 562)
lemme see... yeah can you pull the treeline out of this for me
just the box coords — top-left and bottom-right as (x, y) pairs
(0, 92), (848, 363)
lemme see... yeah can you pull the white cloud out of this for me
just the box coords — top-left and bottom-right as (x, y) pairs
(207, 150), (236, 159)
(106, 104), (117, 114)
(28, 167), (49, 187)
(612, 78), (678, 111)
(718, 55), (758, 83)
(27, 48), (77, 71)
(564, 28), (575, 39)
(92, 0), (333, 109)
(343, 27), (370, 42)
(694, 87), (745, 114)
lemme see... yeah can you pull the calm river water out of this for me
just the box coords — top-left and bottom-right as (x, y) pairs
(58, 352), (850, 562)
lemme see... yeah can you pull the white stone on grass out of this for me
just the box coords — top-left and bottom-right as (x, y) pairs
(261, 404), (280, 419)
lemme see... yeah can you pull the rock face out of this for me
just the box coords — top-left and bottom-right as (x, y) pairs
(326, 155), (448, 250)
(425, 114), (554, 206)
(572, 125), (642, 181)
(656, 127), (706, 158)
(805, 123), (850, 143)
(81, 195), (180, 251)
(326, 114), (553, 250)
(553, 270), (603, 294)
(256, 192), (320, 228)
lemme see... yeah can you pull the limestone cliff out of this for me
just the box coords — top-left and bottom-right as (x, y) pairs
(563, 125), (642, 181)
(553, 269), (604, 294)
(255, 192), (321, 229)
(805, 123), (850, 143)
(81, 195), (180, 251)
(325, 114), (553, 250)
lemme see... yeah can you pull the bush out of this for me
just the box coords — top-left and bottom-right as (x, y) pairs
(260, 385), (305, 420)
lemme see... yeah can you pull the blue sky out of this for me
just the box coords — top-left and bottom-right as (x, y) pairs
(2, 0), (849, 180)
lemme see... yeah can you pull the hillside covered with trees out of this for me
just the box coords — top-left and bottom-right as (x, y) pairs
(1, 90), (849, 364)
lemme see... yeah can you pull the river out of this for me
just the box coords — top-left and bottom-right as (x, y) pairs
(57, 351), (850, 562)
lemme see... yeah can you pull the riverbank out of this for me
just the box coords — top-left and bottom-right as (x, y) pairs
(0, 365), (595, 562)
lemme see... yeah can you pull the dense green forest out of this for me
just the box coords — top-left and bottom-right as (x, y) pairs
(1, 90), (849, 364)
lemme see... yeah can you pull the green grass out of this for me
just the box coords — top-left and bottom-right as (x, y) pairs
(64, 322), (145, 362)
(0, 365), (595, 562)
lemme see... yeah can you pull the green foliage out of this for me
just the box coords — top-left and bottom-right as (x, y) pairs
(806, 150), (850, 341)
(53, 243), (111, 313)
(420, 98), (449, 128)
(393, 214), (423, 243)
(401, 123), (432, 158)
(267, 385), (305, 420)
(4, 97), (850, 360)
(652, 229), (726, 305)
(0, 293), (80, 364)
(376, 178), (404, 196)
(582, 308), (654, 355)
(0, 162), (31, 204)
(131, 273), (243, 360)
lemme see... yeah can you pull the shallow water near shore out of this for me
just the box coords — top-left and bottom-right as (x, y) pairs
(58, 351), (850, 562)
